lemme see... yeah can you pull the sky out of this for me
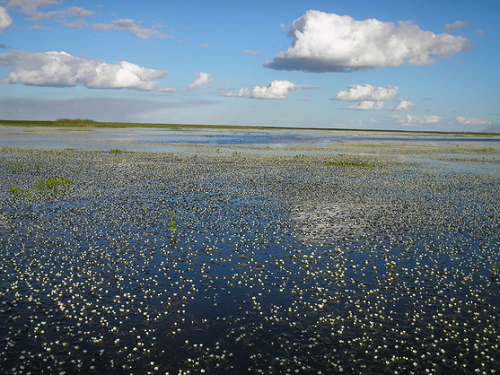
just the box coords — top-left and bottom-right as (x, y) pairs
(0, 0), (499, 132)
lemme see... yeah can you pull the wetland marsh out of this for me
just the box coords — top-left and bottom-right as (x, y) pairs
(1, 128), (500, 374)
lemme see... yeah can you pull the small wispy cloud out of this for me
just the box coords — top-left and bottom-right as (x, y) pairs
(109, 18), (172, 40)
(244, 49), (262, 56)
(4, 1), (94, 29)
(345, 101), (384, 110)
(223, 80), (321, 100)
(159, 85), (177, 93)
(454, 116), (491, 125)
(393, 114), (443, 126)
(187, 72), (213, 91)
(92, 23), (114, 32)
(61, 19), (88, 29)
(444, 20), (468, 32)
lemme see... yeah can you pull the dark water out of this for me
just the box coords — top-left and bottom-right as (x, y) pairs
(0, 140), (499, 374)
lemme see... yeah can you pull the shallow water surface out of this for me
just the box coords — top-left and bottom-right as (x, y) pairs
(0, 141), (499, 374)
(1, 125), (499, 152)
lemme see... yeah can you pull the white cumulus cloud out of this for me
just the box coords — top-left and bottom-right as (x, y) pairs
(333, 84), (413, 111)
(223, 80), (321, 100)
(0, 6), (12, 32)
(333, 84), (398, 101)
(187, 72), (213, 91)
(0, 50), (168, 91)
(455, 116), (491, 125)
(264, 10), (472, 72)
(387, 99), (415, 111)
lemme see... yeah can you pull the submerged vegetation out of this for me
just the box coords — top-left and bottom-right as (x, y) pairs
(325, 160), (373, 167)
(110, 148), (124, 155)
(168, 212), (178, 234)
(0, 144), (499, 374)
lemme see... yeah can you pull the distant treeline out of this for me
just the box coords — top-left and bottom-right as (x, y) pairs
(54, 118), (97, 126)
(0, 119), (268, 130)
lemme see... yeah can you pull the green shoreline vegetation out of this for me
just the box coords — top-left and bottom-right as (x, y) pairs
(1, 118), (499, 136)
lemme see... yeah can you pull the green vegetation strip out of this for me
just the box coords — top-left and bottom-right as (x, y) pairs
(1, 118), (499, 136)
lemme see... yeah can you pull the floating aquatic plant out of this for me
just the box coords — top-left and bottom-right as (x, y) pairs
(6, 163), (25, 172)
(110, 148), (124, 155)
(325, 160), (372, 167)
(7, 186), (20, 195)
(168, 212), (177, 234)
(35, 178), (45, 191)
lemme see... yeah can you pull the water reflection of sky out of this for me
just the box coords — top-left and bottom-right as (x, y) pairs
(1, 126), (499, 151)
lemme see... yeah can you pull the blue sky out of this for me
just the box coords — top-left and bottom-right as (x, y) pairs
(0, 0), (499, 132)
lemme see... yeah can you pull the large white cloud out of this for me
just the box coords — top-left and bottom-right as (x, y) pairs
(223, 80), (320, 99)
(0, 50), (168, 91)
(455, 116), (491, 125)
(264, 10), (472, 72)
(0, 6), (12, 32)
(333, 84), (398, 101)
(187, 72), (213, 90)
